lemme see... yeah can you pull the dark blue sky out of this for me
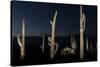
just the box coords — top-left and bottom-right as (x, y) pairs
(11, 1), (97, 36)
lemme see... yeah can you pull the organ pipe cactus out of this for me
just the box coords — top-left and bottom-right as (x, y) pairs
(48, 11), (58, 59)
(40, 34), (45, 53)
(80, 6), (86, 60)
(17, 18), (25, 59)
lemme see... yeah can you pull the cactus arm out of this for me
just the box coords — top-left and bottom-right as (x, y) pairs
(40, 46), (44, 53)
(48, 37), (51, 42)
(40, 44), (44, 52)
(17, 35), (22, 47)
(53, 11), (58, 22)
(80, 10), (85, 31)
(83, 13), (85, 31)
(50, 11), (57, 26)
(48, 37), (52, 46)
(82, 13), (85, 23)
(54, 43), (58, 55)
(50, 21), (53, 25)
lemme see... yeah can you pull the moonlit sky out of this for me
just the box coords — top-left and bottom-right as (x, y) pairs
(11, 1), (97, 36)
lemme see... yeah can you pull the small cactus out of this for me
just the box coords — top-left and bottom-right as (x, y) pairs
(48, 10), (58, 59)
(17, 18), (25, 59)
(80, 6), (86, 60)
(40, 34), (45, 53)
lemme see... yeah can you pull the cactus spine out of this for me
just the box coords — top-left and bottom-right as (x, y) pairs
(80, 6), (86, 60)
(17, 18), (25, 59)
(48, 11), (58, 59)
(40, 34), (45, 53)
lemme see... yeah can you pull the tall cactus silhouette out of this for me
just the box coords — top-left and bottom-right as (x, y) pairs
(17, 18), (25, 59)
(86, 37), (89, 52)
(80, 6), (86, 60)
(40, 34), (45, 53)
(71, 33), (76, 54)
(48, 10), (58, 59)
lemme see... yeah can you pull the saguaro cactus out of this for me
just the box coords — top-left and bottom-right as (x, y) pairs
(80, 6), (86, 60)
(48, 11), (58, 59)
(71, 33), (76, 54)
(40, 34), (45, 53)
(17, 18), (25, 59)
(86, 37), (89, 52)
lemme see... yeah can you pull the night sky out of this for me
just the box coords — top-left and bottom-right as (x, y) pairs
(11, 1), (97, 36)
